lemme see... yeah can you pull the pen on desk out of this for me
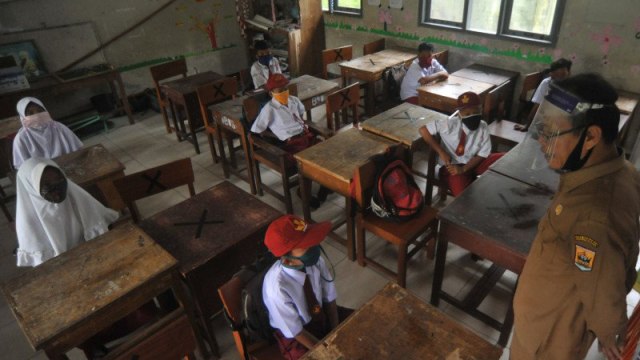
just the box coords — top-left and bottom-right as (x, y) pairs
(370, 59), (376, 65)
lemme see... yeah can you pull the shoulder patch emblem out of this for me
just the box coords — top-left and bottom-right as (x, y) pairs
(574, 235), (599, 248)
(574, 244), (596, 272)
(555, 204), (563, 215)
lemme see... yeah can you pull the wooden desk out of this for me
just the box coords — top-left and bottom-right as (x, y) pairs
(303, 283), (503, 360)
(453, 64), (519, 115)
(488, 139), (559, 193)
(488, 120), (526, 151)
(339, 49), (416, 115)
(616, 92), (639, 115)
(53, 144), (125, 207)
(0, 68), (133, 124)
(1, 224), (203, 358)
(418, 75), (495, 114)
(139, 181), (281, 355)
(290, 74), (340, 121)
(431, 171), (552, 346)
(161, 71), (223, 154)
(295, 128), (395, 260)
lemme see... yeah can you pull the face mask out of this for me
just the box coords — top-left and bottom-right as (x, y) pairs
(258, 55), (272, 66)
(418, 56), (432, 68)
(22, 111), (52, 129)
(272, 89), (289, 106)
(283, 245), (321, 270)
(561, 127), (593, 171)
(461, 114), (482, 131)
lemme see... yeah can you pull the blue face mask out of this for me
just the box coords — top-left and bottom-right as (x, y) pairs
(283, 245), (321, 270)
(258, 55), (272, 66)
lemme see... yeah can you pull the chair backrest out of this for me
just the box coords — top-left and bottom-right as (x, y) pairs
(228, 68), (254, 94)
(363, 38), (385, 55)
(483, 82), (510, 124)
(353, 145), (408, 210)
(518, 71), (544, 102)
(326, 82), (360, 132)
(149, 59), (188, 109)
(112, 158), (196, 223)
(433, 50), (449, 66)
(322, 45), (353, 79)
(218, 276), (249, 360)
(197, 77), (238, 128)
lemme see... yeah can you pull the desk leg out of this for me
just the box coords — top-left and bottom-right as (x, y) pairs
(498, 278), (517, 347)
(217, 128), (231, 179)
(430, 230), (448, 307)
(171, 273), (213, 358)
(300, 174), (312, 221)
(185, 275), (220, 358)
(114, 72), (135, 125)
(186, 112), (201, 154)
(345, 196), (355, 261)
(365, 80), (375, 116)
(169, 101), (182, 142)
(241, 134), (257, 195)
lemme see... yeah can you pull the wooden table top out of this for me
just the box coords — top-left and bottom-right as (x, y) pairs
(339, 49), (416, 77)
(418, 75), (495, 100)
(616, 92), (639, 115)
(295, 128), (395, 186)
(290, 74), (339, 102)
(361, 102), (447, 147)
(302, 283), (503, 360)
(161, 71), (224, 96)
(439, 171), (552, 273)
(53, 144), (125, 187)
(0, 115), (21, 139)
(139, 181), (281, 275)
(208, 95), (247, 121)
(1, 224), (177, 350)
(488, 139), (559, 193)
(452, 64), (519, 86)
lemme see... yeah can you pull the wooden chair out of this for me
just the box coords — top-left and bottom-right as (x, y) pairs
(484, 82), (526, 151)
(322, 45), (354, 85)
(516, 71), (544, 122)
(353, 146), (438, 288)
(110, 158), (196, 223)
(326, 83), (360, 133)
(197, 77), (239, 165)
(433, 50), (449, 67)
(218, 276), (281, 360)
(248, 86), (332, 214)
(150, 59), (188, 134)
(363, 38), (385, 55)
(0, 187), (11, 223)
(424, 135), (452, 206)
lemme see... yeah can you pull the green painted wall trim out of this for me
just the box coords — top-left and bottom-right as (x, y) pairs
(325, 21), (552, 64)
(117, 44), (236, 73)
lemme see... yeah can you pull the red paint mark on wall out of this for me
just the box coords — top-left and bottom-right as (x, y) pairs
(207, 21), (217, 48)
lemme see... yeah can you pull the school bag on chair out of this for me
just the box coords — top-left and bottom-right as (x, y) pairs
(369, 152), (424, 222)
(385, 64), (408, 101)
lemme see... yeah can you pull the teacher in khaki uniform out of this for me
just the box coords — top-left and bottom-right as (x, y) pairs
(512, 73), (640, 360)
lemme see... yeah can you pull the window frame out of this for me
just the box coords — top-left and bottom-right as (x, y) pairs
(418, 0), (566, 46)
(323, 0), (363, 17)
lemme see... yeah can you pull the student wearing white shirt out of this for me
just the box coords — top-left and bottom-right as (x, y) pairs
(400, 42), (448, 104)
(419, 92), (504, 196)
(262, 215), (350, 360)
(250, 40), (282, 90)
(515, 58), (572, 131)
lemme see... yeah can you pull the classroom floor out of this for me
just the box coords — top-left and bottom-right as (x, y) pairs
(0, 107), (632, 359)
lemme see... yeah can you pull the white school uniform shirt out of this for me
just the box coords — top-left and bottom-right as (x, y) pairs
(250, 57), (282, 89)
(426, 112), (492, 166)
(13, 97), (83, 168)
(250, 97), (306, 141)
(15, 158), (119, 267)
(531, 77), (552, 105)
(400, 58), (446, 100)
(262, 256), (337, 339)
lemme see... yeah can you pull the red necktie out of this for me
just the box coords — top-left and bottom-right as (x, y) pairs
(455, 130), (466, 156)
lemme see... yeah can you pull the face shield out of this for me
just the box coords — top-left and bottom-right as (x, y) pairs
(522, 83), (604, 171)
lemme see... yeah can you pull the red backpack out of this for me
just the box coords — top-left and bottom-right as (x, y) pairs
(370, 158), (424, 222)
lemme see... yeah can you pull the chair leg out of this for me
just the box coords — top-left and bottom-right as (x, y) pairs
(281, 169), (293, 214)
(227, 136), (237, 169)
(254, 160), (264, 196)
(161, 105), (173, 134)
(397, 243), (408, 288)
(206, 133), (218, 164)
(426, 235), (436, 260)
(356, 223), (366, 267)
(241, 137), (257, 195)
(216, 129), (230, 179)
(0, 199), (12, 223)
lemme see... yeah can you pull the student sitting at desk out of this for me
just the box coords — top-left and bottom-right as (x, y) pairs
(400, 42), (448, 105)
(262, 215), (350, 360)
(13, 97), (83, 169)
(419, 92), (503, 197)
(251, 74), (329, 209)
(251, 40), (283, 90)
(15, 157), (118, 267)
(515, 58), (572, 132)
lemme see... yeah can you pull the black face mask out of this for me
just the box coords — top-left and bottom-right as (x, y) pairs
(461, 114), (482, 131)
(561, 128), (593, 171)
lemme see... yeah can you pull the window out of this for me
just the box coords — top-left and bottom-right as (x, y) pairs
(322, 0), (363, 16)
(420, 0), (565, 45)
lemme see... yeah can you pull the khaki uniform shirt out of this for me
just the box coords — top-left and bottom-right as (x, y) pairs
(512, 153), (640, 359)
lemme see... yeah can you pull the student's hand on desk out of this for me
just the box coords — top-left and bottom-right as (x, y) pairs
(418, 77), (431, 86)
(446, 164), (465, 175)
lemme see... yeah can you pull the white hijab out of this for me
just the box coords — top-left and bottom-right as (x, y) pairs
(15, 157), (119, 267)
(13, 97), (84, 169)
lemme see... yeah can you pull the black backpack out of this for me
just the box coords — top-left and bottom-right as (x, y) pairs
(385, 64), (408, 101)
(233, 251), (278, 345)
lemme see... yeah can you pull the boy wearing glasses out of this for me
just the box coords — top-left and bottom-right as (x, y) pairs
(512, 74), (640, 360)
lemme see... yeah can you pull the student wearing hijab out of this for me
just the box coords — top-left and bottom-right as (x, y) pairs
(15, 157), (118, 267)
(13, 97), (83, 168)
